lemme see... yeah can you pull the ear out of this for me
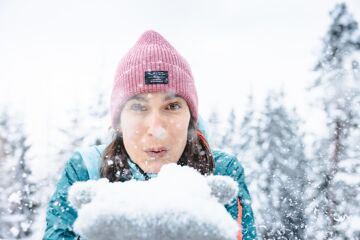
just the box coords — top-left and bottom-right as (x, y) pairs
(206, 175), (239, 205)
(117, 128), (123, 138)
(112, 126), (122, 135)
(68, 178), (109, 210)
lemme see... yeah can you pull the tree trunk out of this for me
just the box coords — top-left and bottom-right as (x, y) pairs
(324, 119), (342, 240)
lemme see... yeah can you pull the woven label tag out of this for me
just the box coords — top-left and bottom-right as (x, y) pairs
(144, 71), (169, 84)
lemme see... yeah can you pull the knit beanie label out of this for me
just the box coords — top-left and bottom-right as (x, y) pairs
(145, 71), (169, 85)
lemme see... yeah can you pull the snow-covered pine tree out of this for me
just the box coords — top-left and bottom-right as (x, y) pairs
(0, 108), (38, 239)
(37, 91), (111, 204)
(0, 109), (14, 238)
(87, 91), (110, 146)
(207, 109), (222, 149)
(54, 91), (110, 179)
(235, 94), (259, 189)
(254, 92), (308, 240)
(220, 108), (237, 154)
(30, 91), (111, 239)
(309, 3), (360, 239)
(237, 94), (256, 156)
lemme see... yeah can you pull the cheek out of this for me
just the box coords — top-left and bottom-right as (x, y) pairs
(122, 123), (143, 142)
(169, 110), (191, 146)
(120, 115), (144, 145)
(175, 123), (188, 138)
(169, 120), (189, 147)
(121, 123), (146, 161)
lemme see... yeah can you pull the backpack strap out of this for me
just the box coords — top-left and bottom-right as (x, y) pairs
(237, 198), (243, 240)
(77, 144), (106, 180)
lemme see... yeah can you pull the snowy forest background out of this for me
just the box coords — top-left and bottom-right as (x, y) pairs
(1, 2), (360, 240)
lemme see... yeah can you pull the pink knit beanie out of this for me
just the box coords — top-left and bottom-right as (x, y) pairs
(110, 30), (198, 129)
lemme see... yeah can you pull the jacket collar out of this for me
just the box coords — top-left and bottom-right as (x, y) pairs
(127, 159), (158, 181)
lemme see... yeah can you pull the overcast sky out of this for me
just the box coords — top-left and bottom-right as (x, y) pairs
(1, 0), (360, 154)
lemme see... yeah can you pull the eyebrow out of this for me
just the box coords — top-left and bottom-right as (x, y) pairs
(129, 94), (179, 102)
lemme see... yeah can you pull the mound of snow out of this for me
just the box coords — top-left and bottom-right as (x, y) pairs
(68, 163), (239, 240)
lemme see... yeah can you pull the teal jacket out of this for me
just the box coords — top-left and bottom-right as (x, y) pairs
(43, 145), (257, 239)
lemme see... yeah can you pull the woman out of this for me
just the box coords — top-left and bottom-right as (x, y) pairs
(43, 30), (257, 240)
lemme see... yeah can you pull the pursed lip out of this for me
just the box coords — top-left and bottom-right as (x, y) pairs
(144, 147), (168, 158)
(144, 146), (168, 152)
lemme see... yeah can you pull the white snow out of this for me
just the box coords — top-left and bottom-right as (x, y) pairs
(8, 191), (22, 204)
(152, 126), (167, 139)
(68, 164), (239, 240)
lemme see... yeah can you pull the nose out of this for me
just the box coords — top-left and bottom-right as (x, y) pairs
(145, 111), (168, 139)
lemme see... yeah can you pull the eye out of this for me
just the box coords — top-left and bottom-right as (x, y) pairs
(130, 103), (147, 112)
(166, 102), (181, 111)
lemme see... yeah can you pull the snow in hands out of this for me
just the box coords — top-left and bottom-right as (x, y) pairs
(68, 164), (239, 240)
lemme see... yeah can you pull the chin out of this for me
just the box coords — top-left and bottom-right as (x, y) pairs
(146, 165), (161, 174)
(146, 160), (172, 174)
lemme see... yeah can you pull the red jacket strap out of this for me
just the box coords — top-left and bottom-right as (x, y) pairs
(237, 197), (243, 240)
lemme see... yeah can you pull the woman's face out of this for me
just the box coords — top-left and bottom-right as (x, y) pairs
(119, 92), (191, 173)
